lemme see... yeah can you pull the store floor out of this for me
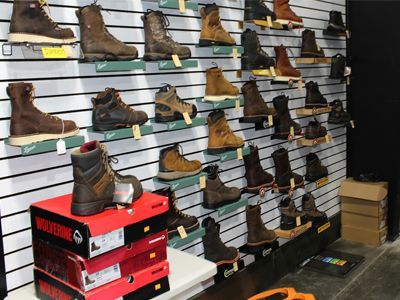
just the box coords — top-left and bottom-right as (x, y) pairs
(194, 239), (400, 300)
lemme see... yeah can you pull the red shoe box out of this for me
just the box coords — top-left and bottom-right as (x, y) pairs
(33, 230), (168, 292)
(30, 192), (168, 258)
(34, 260), (170, 300)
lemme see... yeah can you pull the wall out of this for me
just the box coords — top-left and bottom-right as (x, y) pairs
(0, 0), (346, 295)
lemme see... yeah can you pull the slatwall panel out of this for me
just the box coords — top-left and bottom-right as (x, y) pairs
(0, 0), (347, 294)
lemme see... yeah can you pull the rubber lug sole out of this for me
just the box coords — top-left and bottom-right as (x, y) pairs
(8, 128), (80, 146)
(8, 33), (77, 45)
(157, 168), (202, 181)
(215, 250), (240, 266)
(198, 39), (236, 47)
(143, 52), (191, 61)
(207, 145), (244, 155)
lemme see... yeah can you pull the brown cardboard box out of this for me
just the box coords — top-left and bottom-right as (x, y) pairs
(342, 211), (387, 230)
(342, 225), (387, 246)
(341, 197), (387, 217)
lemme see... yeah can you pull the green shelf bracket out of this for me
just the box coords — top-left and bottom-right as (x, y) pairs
(158, 0), (198, 11)
(204, 146), (250, 162)
(167, 227), (206, 248)
(153, 172), (208, 191)
(95, 60), (146, 72)
(196, 97), (243, 110)
(158, 60), (198, 70)
(87, 125), (153, 141)
(5, 135), (85, 156)
(151, 117), (206, 131)
(218, 198), (248, 217)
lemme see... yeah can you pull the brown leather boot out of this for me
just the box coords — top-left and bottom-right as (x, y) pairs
(7, 82), (79, 146)
(9, 0), (76, 44)
(274, 0), (303, 26)
(274, 45), (301, 79)
(272, 148), (304, 193)
(305, 153), (328, 182)
(302, 193), (327, 223)
(243, 144), (274, 193)
(242, 79), (275, 122)
(205, 66), (239, 101)
(280, 197), (307, 230)
(246, 203), (277, 249)
(199, 4), (236, 46)
(76, 4), (138, 62)
(301, 29), (325, 58)
(207, 110), (244, 154)
(71, 141), (143, 216)
(273, 94), (302, 139)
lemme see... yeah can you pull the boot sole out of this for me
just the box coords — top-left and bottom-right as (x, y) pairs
(202, 197), (241, 209)
(71, 200), (111, 216)
(305, 174), (328, 182)
(207, 144), (244, 155)
(203, 95), (240, 102)
(198, 39), (236, 47)
(157, 168), (202, 181)
(82, 53), (138, 62)
(247, 236), (278, 247)
(167, 221), (200, 239)
(92, 120), (148, 131)
(301, 52), (325, 58)
(8, 128), (80, 146)
(155, 111), (197, 123)
(8, 33), (77, 45)
(247, 181), (274, 193)
(216, 250), (240, 266)
(143, 53), (191, 61)
(275, 19), (304, 27)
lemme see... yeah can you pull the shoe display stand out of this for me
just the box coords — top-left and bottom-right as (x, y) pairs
(150, 117), (206, 131)
(87, 124), (153, 141)
(156, 60), (198, 70)
(239, 240), (279, 261)
(142, 0), (199, 11)
(296, 107), (332, 116)
(167, 228), (206, 248)
(297, 135), (333, 147)
(153, 172), (208, 191)
(214, 259), (245, 283)
(92, 60), (147, 72)
(1, 43), (80, 59)
(271, 78), (305, 88)
(196, 45), (244, 57)
(275, 221), (312, 239)
(295, 57), (332, 64)
(196, 97), (243, 110)
(216, 197), (249, 217)
(251, 69), (274, 77)
(204, 146), (251, 162)
(323, 29), (349, 38)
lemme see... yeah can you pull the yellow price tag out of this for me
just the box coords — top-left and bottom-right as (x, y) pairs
(350, 120), (355, 128)
(290, 178), (295, 189)
(290, 126), (295, 137)
(347, 76), (351, 85)
(132, 125), (141, 140)
(268, 115), (273, 126)
(269, 66), (276, 77)
(177, 225), (188, 239)
(232, 47), (238, 59)
(296, 216), (301, 227)
(267, 16), (273, 27)
(199, 176), (206, 189)
(235, 98), (240, 112)
(233, 261), (239, 272)
(172, 54), (182, 68)
(178, 0), (186, 13)
(182, 112), (192, 125)
(325, 135), (331, 143)
(41, 47), (67, 59)
(237, 148), (243, 160)
(297, 80), (303, 91)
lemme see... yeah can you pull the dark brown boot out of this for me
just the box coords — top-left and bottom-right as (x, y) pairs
(302, 193), (327, 223)
(9, 0), (76, 44)
(76, 4), (138, 61)
(243, 144), (274, 193)
(304, 118), (327, 139)
(246, 204), (277, 249)
(280, 197), (307, 230)
(273, 95), (301, 139)
(7, 82), (79, 146)
(242, 79), (276, 122)
(142, 10), (191, 61)
(272, 148), (304, 193)
(305, 153), (328, 182)
(301, 29), (324, 58)
(71, 141), (143, 216)
(274, 45), (301, 79)
(274, 0), (303, 26)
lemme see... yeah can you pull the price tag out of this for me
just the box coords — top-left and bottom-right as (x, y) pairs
(199, 175), (206, 189)
(296, 216), (301, 227)
(268, 115), (273, 126)
(290, 178), (295, 189)
(132, 125), (141, 140)
(177, 226), (188, 239)
(347, 76), (351, 85)
(235, 98), (240, 112)
(317, 44), (321, 51)
(42, 47), (67, 59)
(232, 47), (238, 59)
(233, 261), (239, 272)
(346, 30), (350, 39)
(290, 126), (295, 137)
(297, 80), (303, 91)
(56, 139), (66, 155)
(62, 45), (73, 58)
(350, 120), (355, 128)
(325, 135), (331, 143)
(237, 148), (243, 160)
(267, 16), (273, 27)
(269, 66), (276, 77)
(172, 54), (182, 67)
(178, 0), (186, 13)
(182, 112), (192, 125)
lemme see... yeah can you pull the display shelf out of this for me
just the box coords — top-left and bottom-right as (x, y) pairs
(150, 117), (206, 131)
(197, 45), (244, 56)
(252, 69), (274, 77)
(323, 29), (348, 37)
(239, 20), (283, 30)
(297, 135), (332, 147)
(157, 59), (198, 70)
(93, 60), (146, 72)
(167, 227), (206, 248)
(216, 198), (248, 217)
(153, 172), (207, 191)
(239, 240), (279, 261)
(296, 106), (332, 116)
(315, 177), (329, 189)
(295, 57), (332, 64)
(275, 221), (312, 239)
(274, 20), (304, 30)
(214, 259), (245, 283)
(204, 146), (250, 162)
(4, 135), (85, 156)
(143, 0), (199, 11)
(196, 97), (243, 110)
(2, 43), (80, 59)
(87, 124), (153, 141)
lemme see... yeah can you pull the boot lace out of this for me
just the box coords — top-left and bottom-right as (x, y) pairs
(28, 87), (60, 121)
(100, 143), (119, 182)
(93, 2), (126, 46)
(147, 10), (181, 47)
(113, 90), (135, 112)
(38, 0), (59, 29)
(175, 144), (192, 165)
(255, 34), (268, 56)
(171, 194), (191, 218)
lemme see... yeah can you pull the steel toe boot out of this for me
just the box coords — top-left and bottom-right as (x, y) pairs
(7, 82), (79, 146)
(92, 88), (148, 131)
(207, 110), (244, 154)
(241, 29), (275, 70)
(304, 118), (327, 139)
(203, 165), (241, 209)
(305, 81), (328, 108)
(158, 144), (202, 181)
(244, 144), (274, 193)
(272, 148), (304, 193)
(274, 45), (301, 79)
(202, 217), (240, 265)
(274, 0), (303, 26)
(244, 0), (276, 22)
(9, 0), (76, 44)
(302, 193), (327, 223)
(71, 141), (143, 216)
(301, 29), (324, 58)
(142, 10), (191, 61)
(199, 4), (236, 46)
(167, 192), (199, 239)
(76, 4), (138, 62)
(330, 54), (346, 79)
(328, 100), (351, 124)
(327, 11), (346, 34)
(155, 84), (197, 122)
(305, 153), (328, 182)
(205, 66), (239, 101)
(242, 79), (275, 122)
(273, 95), (301, 139)
(280, 197), (307, 230)
(246, 203), (277, 250)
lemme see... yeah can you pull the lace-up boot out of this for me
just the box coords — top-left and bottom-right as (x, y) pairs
(280, 197), (307, 230)
(244, 0), (276, 22)
(204, 66), (239, 101)
(241, 29), (275, 70)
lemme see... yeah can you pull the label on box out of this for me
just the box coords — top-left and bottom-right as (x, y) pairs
(82, 263), (121, 291)
(89, 228), (124, 258)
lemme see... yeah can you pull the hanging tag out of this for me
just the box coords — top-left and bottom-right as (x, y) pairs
(268, 115), (273, 127)
(346, 76), (350, 85)
(350, 120), (355, 128)
(132, 125), (141, 140)
(232, 47), (238, 59)
(296, 216), (301, 227)
(233, 261), (239, 272)
(172, 54), (182, 68)
(178, 0), (186, 13)
(325, 135), (331, 143)
(237, 148), (243, 160)
(235, 98), (240, 112)
(56, 139), (66, 155)
(267, 16), (273, 27)
(199, 175), (206, 189)
(297, 80), (303, 91)
(346, 30), (350, 39)
(290, 126), (295, 137)
(177, 226), (188, 239)
(269, 66), (276, 77)
(182, 112), (192, 125)
(290, 178), (295, 189)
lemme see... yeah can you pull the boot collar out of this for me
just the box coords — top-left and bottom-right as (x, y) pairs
(203, 164), (219, 180)
(203, 3), (219, 15)
(208, 109), (225, 123)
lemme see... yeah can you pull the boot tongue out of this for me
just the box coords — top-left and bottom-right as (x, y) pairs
(204, 3), (218, 15)
(209, 110), (225, 123)
(80, 141), (100, 153)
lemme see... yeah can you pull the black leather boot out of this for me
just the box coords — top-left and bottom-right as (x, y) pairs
(305, 153), (328, 182)
(327, 11), (346, 34)
(273, 95), (302, 139)
(241, 29), (275, 70)
(301, 29), (324, 58)
(244, 0), (276, 21)
(330, 54), (346, 79)
(272, 148), (303, 193)
(328, 100), (351, 124)
(305, 81), (328, 108)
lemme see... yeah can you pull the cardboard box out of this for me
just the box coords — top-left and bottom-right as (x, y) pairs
(342, 211), (387, 230)
(31, 192), (168, 258)
(342, 225), (387, 246)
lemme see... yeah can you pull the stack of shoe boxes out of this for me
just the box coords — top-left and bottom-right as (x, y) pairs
(30, 192), (170, 299)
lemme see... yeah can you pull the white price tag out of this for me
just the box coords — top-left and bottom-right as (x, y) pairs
(56, 139), (66, 155)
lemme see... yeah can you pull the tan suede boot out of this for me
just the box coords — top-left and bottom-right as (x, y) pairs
(205, 66), (239, 101)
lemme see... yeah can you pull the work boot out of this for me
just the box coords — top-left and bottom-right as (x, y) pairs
(142, 10), (191, 61)
(327, 11), (346, 34)
(242, 79), (276, 122)
(274, 0), (303, 26)
(203, 165), (241, 209)
(9, 0), (76, 44)
(304, 118), (327, 139)
(305, 81), (328, 108)
(274, 45), (301, 79)
(301, 29), (324, 58)
(241, 29), (275, 70)
(76, 4), (138, 62)
(92, 88), (148, 131)
(244, 0), (276, 22)
(71, 141), (143, 216)
(246, 203), (277, 250)
(273, 95), (302, 139)
(280, 197), (307, 230)
(330, 53), (346, 79)
(157, 144), (202, 181)
(155, 84), (197, 122)
(199, 4), (236, 46)
(202, 217), (240, 265)
(305, 153), (328, 182)
(7, 82), (79, 146)
(207, 110), (244, 154)
(302, 193), (328, 223)
(243, 144), (274, 193)
(167, 192), (199, 239)
(272, 148), (304, 193)
(328, 100), (351, 124)
(205, 66), (239, 101)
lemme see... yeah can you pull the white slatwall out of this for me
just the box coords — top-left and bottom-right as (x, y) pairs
(0, 0), (347, 294)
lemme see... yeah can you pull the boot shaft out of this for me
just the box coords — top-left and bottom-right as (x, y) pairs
(241, 29), (260, 53)
(302, 193), (317, 212)
(243, 144), (262, 172)
(273, 95), (289, 117)
(142, 10), (169, 42)
(246, 204), (263, 226)
(8, 82), (36, 115)
(329, 11), (344, 26)
(76, 4), (105, 33)
(242, 80), (264, 108)
(272, 148), (291, 176)
(302, 29), (317, 50)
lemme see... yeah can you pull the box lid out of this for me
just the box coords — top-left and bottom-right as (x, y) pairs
(338, 178), (388, 201)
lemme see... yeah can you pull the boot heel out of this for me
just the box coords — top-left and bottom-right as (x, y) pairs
(199, 39), (215, 47)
